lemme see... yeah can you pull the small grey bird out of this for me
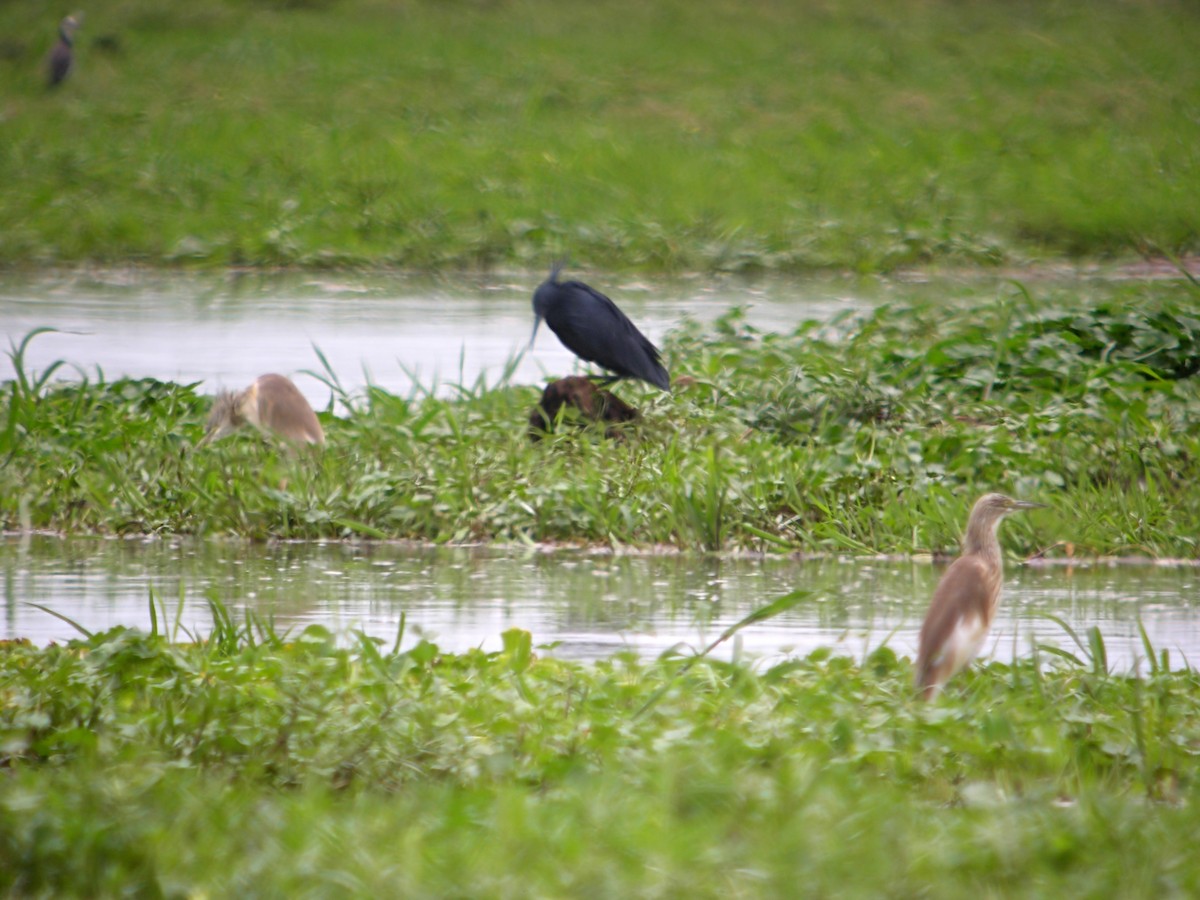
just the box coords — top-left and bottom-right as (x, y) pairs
(47, 15), (81, 88)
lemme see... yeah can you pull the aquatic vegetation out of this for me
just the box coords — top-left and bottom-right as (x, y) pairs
(4, 284), (1200, 556)
(1, 617), (1198, 895)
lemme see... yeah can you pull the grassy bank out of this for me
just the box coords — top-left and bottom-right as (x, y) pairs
(2, 619), (1198, 895)
(1, 0), (1197, 271)
(4, 280), (1200, 557)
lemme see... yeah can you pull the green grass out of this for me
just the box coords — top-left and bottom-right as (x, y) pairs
(2, 618), (1198, 896)
(0, 0), (1197, 271)
(4, 279), (1200, 557)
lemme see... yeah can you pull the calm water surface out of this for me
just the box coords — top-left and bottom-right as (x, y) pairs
(3, 537), (1197, 672)
(2, 270), (878, 405)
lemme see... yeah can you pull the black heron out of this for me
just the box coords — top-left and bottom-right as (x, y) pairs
(530, 266), (670, 391)
(47, 15), (80, 88)
(199, 374), (325, 447)
(914, 493), (1045, 700)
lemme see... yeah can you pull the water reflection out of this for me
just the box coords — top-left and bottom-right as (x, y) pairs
(3, 536), (1197, 672)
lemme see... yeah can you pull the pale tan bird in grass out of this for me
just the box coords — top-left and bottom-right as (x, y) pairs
(915, 493), (1046, 700)
(199, 374), (324, 448)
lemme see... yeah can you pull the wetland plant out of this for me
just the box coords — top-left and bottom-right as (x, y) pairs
(1, 613), (1198, 895)
(2, 284), (1200, 556)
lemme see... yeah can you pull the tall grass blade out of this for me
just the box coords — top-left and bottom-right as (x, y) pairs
(391, 611), (407, 656)
(354, 629), (386, 671)
(1035, 644), (1086, 668)
(148, 587), (159, 638)
(22, 601), (94, 639)
(741, 524), (795, 549)
(635, 589), (811, 718)
(334, 518), (390, 539)
(1087, 626), (1108, 676)
(397, 359), (437, 401)
(303, 343), (355, 414)
(205, 593), (238, 653)
(1035, 612), (1089, 656)
(7, 327), (62, 397)
(1137, 616), (1160, 677)
(173, 581), (187, 643)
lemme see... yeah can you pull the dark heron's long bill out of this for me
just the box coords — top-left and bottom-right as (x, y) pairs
(528, 315), (542, 350)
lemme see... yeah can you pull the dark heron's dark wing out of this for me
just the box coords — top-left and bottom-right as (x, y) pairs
(543, 280), (670, 390)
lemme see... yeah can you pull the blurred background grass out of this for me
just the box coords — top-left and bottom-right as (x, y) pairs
(0, 0), (1197, 271)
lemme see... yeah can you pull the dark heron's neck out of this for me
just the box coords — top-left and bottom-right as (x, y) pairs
(59, 27), (73, 46)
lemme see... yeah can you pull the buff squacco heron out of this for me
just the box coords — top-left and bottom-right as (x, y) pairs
(915, 493), (1045, 700)
(199, 374), (324, 448)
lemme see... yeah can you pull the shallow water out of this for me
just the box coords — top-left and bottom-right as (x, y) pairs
(8, 267), (1172, 408)
(1, 270), (876, 406)
(3, 536), (1197, 672)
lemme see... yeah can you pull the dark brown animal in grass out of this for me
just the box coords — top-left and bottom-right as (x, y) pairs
(528, 376), (640, 442)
